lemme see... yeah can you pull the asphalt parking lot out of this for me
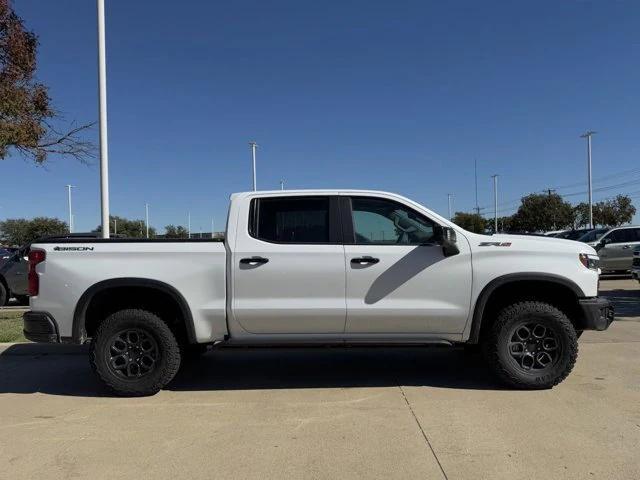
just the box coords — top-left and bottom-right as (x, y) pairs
(0, 278), (638, 480)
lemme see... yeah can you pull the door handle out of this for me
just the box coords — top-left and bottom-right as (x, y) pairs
(240, 256), (269, 265)
(351, 256), (380, 265)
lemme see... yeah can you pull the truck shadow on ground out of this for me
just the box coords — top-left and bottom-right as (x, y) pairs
(600, 288), (640, 319)
(0, 344), (505, 397)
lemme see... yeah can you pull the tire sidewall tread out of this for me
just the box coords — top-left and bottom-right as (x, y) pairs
(484, 301), (578, 389)
(90, 309), (181, 396)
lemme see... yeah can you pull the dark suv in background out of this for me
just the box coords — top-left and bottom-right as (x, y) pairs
(0, 246), (29, 305)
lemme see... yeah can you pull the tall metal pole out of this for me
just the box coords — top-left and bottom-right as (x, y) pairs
(447, 193), (454, 220)
(580, 131), (596, 229)
(97, 0), (110, 238)
(249, 141), (258, 191)
(114, 218), (117, 236)
(187, 212), (191, 239)
(145, 203), (150, 238)
(280, 179), (284, 190)
(491, 174), (499, 233)
(66, 185), (74, 233)
(474, 159), (479, 215)
(211, 218), (214, 239)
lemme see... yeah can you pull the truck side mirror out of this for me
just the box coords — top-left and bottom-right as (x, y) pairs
(433, 225), (460, 257)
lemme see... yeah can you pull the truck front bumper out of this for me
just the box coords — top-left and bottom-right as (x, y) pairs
(23, 311), (60, 343)
(577, 297), (614, 331)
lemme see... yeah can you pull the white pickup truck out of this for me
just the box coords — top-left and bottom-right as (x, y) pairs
(24, 190), (614, 396)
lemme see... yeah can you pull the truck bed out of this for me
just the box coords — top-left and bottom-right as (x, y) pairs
(29, 238), (228, 343)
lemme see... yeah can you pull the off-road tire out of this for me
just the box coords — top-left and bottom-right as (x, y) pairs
(484, 301), (578, 389)
(0, 282), (7, 306)
(90, 309), (181, 396)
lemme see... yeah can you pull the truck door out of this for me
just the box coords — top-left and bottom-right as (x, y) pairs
(342, 195), (472, 334)
(231, 195), (346, 334)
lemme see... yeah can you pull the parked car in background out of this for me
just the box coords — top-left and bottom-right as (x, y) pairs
(631, 246), (640, 283)
(554, 229), (593, 241)
(594, 225), (640, 272)
(0, 246), (29, 305)
(1, 247), (18, 263)
(578, 228), (609, 247)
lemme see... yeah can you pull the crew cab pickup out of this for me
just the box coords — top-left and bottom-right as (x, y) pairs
(24, 190), (614, 396)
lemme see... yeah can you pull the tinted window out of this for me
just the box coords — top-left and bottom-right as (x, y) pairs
(607, 228), (638, 243)
(253, 197), (330, 243)
(351, 197), (435, 245)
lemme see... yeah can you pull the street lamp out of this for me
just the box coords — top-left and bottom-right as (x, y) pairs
(580, 131), (597, 229)
(96, 0), (110, 238)
(66, 185), (75, 233)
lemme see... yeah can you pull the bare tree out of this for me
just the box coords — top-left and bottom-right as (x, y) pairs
(0, 0), (94, 163)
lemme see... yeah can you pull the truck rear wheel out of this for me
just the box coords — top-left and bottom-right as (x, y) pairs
(90, 309), (181, 396)
(484, 301), (578, 389)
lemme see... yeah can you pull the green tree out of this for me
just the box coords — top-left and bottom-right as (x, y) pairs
(511, 193), (574, 232)
(595, 195), (636, 227)
(452, 212), (487, 233)
(164, 225), (189, 238)
(94, 216), (156, 238)
(0, 217), (67, 245)
(0, 0), (93, 163)
(573, 196), (635, 227)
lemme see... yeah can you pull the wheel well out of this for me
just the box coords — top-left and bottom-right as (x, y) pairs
(474, 280), (582, 342)
(82, 286), (192, 345)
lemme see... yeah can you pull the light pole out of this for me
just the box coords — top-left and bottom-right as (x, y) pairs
(491, 174), (499, 233)
(211, 218), (214, 239)
(113, 217), (117, 236)
(145, 203), (150, 238)
(187, 212), (191, 239)
(447, 193), (454, 220)
(97, 0), (110, 238)
(280, 179), (285, 191)
(580, 131), (596, 229)
(249, 141), (258, 191)
(66, 185), (75, 233)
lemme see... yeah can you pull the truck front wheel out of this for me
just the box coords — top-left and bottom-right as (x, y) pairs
(484, 301), (578, 389)
(90, 309), (181, 396)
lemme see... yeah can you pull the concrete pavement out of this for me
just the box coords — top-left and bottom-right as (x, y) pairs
(0, 278), (638, 479)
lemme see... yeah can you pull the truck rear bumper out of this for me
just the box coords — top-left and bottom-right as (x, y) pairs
(577, 297), (614, 331)
(23, 311), (60, 343)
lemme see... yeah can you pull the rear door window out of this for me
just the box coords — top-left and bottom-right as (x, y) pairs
(251, 197), (331, 244)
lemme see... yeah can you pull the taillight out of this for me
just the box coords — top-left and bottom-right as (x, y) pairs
(28, 249), (46, 296)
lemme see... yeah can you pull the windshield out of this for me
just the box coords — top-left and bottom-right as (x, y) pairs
(578, 229), (608, 243)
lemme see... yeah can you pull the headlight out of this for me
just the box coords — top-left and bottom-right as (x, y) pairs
(579, 253), (599, 270)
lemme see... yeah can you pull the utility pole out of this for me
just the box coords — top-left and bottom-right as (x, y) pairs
(211, 218), (214, 239)
(145, 203), (150, 238)
(97, 0), (110, 238)
(280, 179), (285, 190)
(580, 131), (596, 229)
(474, 159), (479, 215)
(447, 193), (454, 220)
(187, 212), (191, 239)
(249, 141), (258, 191)
(66, 185), (75, 233)
(491, 174), (499, 233)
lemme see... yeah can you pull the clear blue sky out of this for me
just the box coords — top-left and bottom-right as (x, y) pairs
(2, 0), (639, 232)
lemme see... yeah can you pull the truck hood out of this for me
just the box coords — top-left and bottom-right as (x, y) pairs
(464, 232), (598, 255)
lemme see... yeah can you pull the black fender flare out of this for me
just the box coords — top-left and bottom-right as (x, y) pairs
(72, 278), (196, 343)
(468, 273), (585, 343)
